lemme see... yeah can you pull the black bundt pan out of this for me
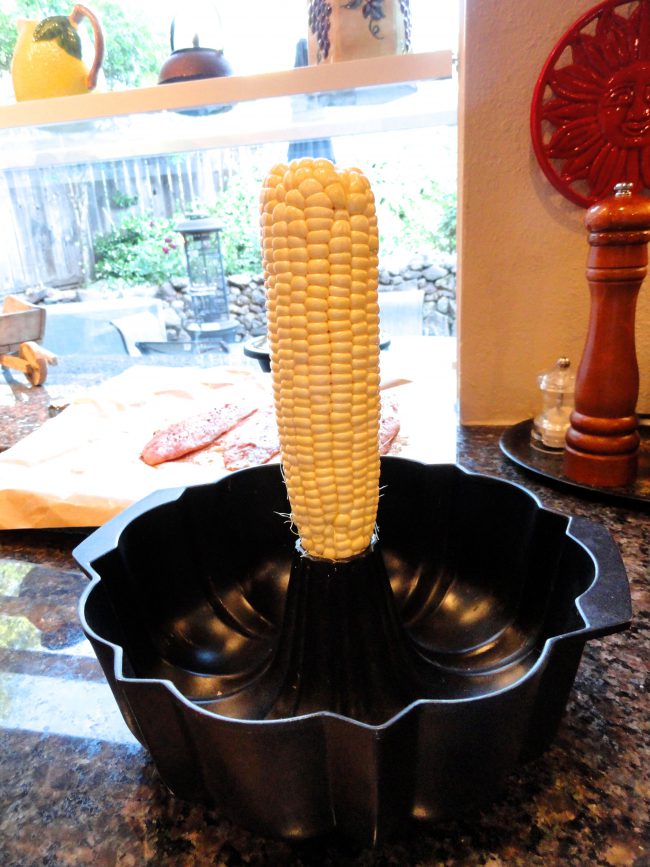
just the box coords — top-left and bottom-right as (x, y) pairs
(75, 457), (631, 845)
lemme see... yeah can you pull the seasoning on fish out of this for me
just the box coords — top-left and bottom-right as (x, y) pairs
(221, 406), (280, 470)
(141, 400), (257, 466)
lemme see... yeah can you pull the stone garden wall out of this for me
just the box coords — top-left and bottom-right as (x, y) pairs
(23, 253), (457, 344)
(160, 252), (457, 341)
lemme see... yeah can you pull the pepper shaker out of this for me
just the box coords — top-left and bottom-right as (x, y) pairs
(564, 182), (650, 487)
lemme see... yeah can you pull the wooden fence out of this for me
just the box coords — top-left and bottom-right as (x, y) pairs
(0, 146), (260, 293)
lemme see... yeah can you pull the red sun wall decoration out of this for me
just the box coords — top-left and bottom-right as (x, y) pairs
(531, 0), (650, 207)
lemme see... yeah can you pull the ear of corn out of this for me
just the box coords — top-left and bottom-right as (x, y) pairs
(261, 157), (381, 561)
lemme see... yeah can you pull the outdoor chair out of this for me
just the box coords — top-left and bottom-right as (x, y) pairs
(378, 288), (425, 337)
(110, 311), (168, 356)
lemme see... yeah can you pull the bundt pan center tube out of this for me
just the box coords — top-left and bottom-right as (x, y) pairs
(75, 457), (631, 844)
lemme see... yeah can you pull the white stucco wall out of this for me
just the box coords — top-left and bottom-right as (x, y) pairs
(457, 0), (650, 424)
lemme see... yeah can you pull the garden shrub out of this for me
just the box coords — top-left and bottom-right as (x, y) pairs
(93, 214), (184, 284)
(91, 158), (456, 287)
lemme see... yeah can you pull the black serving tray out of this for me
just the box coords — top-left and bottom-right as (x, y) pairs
(75, 458), (631, 844)
(501, 419), (650, 507)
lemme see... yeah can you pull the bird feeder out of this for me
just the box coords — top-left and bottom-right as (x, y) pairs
(175, 215), (238, 345)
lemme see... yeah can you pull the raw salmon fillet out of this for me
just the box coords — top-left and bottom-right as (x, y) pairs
(379, 397), (400, 454)
(215, 398), (399, 468)
(143, 391), (400, 468)
(141, 400), (256, 466)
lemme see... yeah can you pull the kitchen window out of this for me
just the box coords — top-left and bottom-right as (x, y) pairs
(0, 1), (458, 380)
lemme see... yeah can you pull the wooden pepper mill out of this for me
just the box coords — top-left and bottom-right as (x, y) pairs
(564, 182), (650, 487)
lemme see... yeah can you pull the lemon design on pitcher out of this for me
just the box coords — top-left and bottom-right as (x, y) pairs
(11, 5), (104, 102)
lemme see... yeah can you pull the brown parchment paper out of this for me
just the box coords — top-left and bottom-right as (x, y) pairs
(0, 364), (456, 530)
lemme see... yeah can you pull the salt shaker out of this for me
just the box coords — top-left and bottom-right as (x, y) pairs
(532, 357), (575, 449)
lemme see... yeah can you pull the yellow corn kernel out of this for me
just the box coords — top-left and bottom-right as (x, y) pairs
(305, 192), (333, 210)
(288, 219), (308, 239)
(324, 182), (347, 209)
(298, 178), (323, 198)
(285, 188), (305, 209)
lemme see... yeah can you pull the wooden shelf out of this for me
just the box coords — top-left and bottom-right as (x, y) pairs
(0, 52), (456, 170)
(0, 52), (452, 131)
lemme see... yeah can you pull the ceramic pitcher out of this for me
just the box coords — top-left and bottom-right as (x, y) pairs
(12, 4), (104, 101)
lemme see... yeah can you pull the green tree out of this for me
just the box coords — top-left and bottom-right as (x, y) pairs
(206, 171), (265, 275)
(0, 0), (167, 89)
(0, 10), (16, 70)
(369, 159), (457, 258)
(92, 1), (167, 88)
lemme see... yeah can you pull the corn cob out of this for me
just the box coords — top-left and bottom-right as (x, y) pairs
(261, 157), (381, 561)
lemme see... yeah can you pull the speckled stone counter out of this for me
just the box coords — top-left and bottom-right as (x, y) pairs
(0, 358), (648, 866)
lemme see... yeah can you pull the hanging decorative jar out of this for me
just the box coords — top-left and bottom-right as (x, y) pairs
(158, 0), (231, 85)
(307, 0), (411, 65)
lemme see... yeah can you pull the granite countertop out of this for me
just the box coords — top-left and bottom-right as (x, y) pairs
(0, 356), (648, 866)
